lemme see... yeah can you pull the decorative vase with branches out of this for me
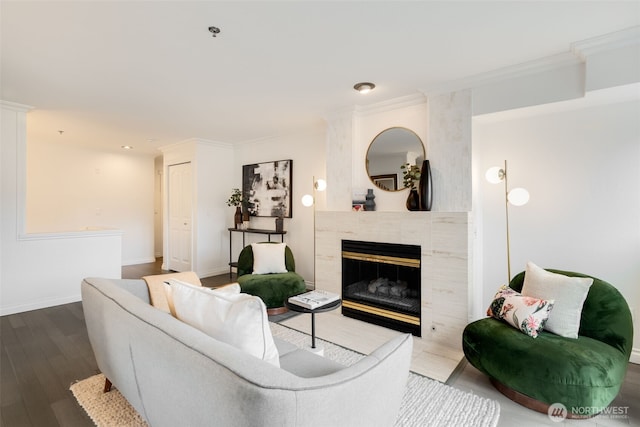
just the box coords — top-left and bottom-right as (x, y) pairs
(226, 188), (243, 207)
(401, 163), (421, 211)
(401, 163), (421, 189)
(227, 188), (244, 228)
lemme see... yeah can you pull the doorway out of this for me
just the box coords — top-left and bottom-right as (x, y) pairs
(167, 162), (193, 272)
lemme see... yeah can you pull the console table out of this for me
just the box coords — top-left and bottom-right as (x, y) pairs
(228, 228), (287, 278)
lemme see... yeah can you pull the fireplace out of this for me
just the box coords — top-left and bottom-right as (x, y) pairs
(341, 240), (421, 336)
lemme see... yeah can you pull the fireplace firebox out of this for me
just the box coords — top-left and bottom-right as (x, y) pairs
(341, 240), (421, 336)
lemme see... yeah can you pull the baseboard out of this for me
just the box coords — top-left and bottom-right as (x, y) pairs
(630, 348), (640, 365)
(199, 267), (231, 279)
(122, 257), (156, 266)
(0, 294), (82, 316)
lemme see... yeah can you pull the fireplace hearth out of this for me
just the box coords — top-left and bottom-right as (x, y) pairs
(342, 240), (421, 336)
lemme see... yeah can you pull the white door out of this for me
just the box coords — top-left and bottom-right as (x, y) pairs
(168, 162), (193, 272)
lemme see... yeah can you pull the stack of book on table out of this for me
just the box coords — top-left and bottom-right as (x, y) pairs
(288, 290), (340, 309)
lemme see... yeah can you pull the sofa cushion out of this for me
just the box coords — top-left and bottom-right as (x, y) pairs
(487, 285), (554, 338)
(279, 349), (345, 378)
(521, 262), (593, 339)
(251, 242), (288, 274)
(143, 271), (202, 313)
(169, 280), (280, 367)
(163, 279), (240, 317)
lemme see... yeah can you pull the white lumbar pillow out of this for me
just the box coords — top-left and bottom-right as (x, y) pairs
(251, 242), (288, 274)
(521, 261), (593, 339)
(163, 279), (240, 317)
(168, 279), (280, 367)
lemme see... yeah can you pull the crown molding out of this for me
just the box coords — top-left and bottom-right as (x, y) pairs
(159, 137), (233, 153)
(353, 92), (427, 117)
(0, 100), (33, 112)
(422, 51), (581, 95)
(571, 26), (640, 61)
(423, 26), (640, 96)
(323, 92), (427, 123)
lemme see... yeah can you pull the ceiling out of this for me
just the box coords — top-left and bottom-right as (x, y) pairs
(2, 1), (639, 155)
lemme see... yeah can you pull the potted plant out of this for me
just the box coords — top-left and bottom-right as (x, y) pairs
(400, 163), (421, 211)
(227, 188), (243, 228)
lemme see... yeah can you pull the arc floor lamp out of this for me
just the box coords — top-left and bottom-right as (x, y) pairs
(486, 160), (529, 282)
(301, 177), (326, 288)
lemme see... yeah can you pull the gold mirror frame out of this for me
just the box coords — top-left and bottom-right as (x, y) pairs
(365, 127), (425, 192)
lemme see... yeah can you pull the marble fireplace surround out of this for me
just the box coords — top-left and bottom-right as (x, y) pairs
(315, 211), (472, 349)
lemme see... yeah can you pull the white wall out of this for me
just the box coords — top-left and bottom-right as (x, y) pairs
(233, 126), (326, 285)
(26, 139), (155, 265)
(473, 96), (640, 357)
(1, 101), (122, 315)
(353, 96), (428, 212)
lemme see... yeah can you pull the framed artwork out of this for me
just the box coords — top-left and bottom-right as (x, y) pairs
(371, 174), (398, 191)
(242, 160), (293, 218)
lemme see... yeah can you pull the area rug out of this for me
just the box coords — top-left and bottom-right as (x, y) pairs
(71, 323), (500, 427)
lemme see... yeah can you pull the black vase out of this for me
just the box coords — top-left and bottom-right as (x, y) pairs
(406, 188), (420, 211)
(418, 159), (433, 211)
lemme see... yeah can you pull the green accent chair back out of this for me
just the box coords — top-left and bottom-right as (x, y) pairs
(237, 244), (297, 277)
(236, 243), (306, 311)
(463, 269), (633, 418)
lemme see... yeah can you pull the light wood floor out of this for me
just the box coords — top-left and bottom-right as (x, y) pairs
(1, 259), (637, 426)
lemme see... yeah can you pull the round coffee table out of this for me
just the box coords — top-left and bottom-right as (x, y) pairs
(284, 299), (341, 352)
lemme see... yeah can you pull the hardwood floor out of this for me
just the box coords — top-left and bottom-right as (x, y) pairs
(1, 259), (638, 426)
(120, 258), (235, 287)
(1, 302), (96, 426)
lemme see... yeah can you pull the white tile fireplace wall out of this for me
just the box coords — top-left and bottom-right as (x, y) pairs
(316, 211), (472, 349)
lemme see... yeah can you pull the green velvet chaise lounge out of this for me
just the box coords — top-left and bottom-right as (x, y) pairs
(236, 243), (306, 314)
(463, 269), (633, 419)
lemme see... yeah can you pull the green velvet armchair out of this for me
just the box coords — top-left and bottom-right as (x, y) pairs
(236, 243), (307, 314)
(463, 269), (633, 419)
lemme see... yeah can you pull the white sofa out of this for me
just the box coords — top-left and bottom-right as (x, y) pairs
(81, 277), (413, 427)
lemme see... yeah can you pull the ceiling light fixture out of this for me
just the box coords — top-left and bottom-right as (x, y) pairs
(354, 82), (375, 94)
(121, 145), (133, 150)
(208, 26), (221, 37)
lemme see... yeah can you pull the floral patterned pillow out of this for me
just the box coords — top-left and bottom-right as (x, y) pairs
(487, 285), (555, 338)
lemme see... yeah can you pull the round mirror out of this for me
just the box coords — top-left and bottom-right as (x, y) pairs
(366, 127), (425, 192)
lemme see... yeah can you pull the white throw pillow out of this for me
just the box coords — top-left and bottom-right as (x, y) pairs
(169, 280), (280, 367)
(163, 279), (241, 317)
(251, 242), (288, 274)
(521, 261), (593, 339)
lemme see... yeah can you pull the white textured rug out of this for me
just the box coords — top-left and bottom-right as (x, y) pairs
(271, 323), (500, 427)
(71, 323), (499, 427)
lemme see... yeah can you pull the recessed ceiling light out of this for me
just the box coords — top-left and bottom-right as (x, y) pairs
(208, 26), (220, 37)
(354, 82), (375, 94)
(121, 145), (133, 150)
